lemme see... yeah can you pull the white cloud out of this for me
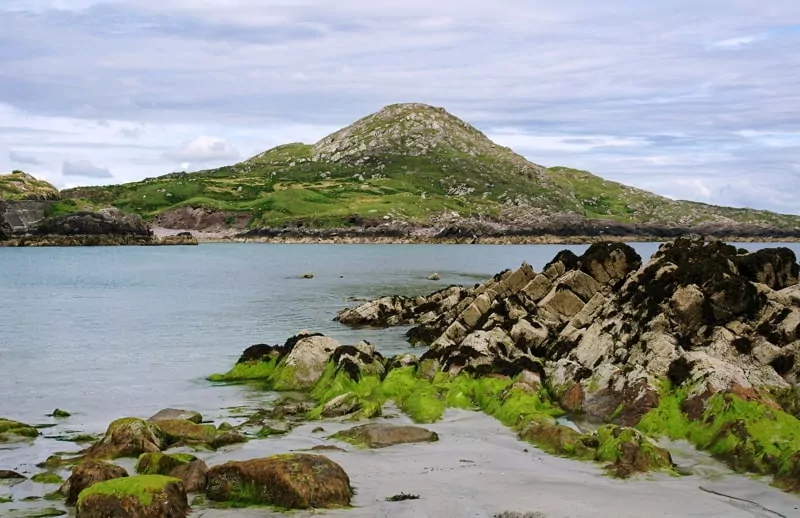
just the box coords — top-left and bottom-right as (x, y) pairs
(162, 136), (240, 164)
(710, 34), (765, 49)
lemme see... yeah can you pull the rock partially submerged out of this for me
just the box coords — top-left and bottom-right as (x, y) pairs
(0, 418), (39, 442)
(60, 460), (128, 506)
(75, 475), (189, 518)
(206, 454), (352, 509)
(332, 423), (439, 448)
(148, 409), (202, 424)
(82, 418), (165, 460)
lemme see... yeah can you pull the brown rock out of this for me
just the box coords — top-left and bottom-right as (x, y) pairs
(83, 418), (165, 460)
(60, 460), (128, 506)
(332, 423), (438, 448)
(206, 454), (352, 509)
(147, 409), (202, 424)
(75, 475), (188, 518)
(169, 460), (208, 493)
(559, 384), (585, 413)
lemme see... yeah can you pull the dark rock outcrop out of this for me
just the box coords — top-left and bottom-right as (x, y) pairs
(35, 208), (150, 237)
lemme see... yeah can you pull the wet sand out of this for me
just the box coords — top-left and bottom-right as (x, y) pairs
(192, 407), (799, 518)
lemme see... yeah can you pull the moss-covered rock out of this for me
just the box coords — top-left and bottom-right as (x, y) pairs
(206, 454), (352, 509)
(520, 420), (593, 459)
(50, 409), (71, 418)
(147, 409), (202, 424)
(135, 453), (196, 476)
(153, 419), (246, 450)
(76, 475), (188, 518)
(83, 418), (165, 460)
(331, 423), (438, 449)
(60, 459), (129, 506)
(0, 418), (39, 442)
(0, 470), (26, 480)
(591, 425), (674, 478)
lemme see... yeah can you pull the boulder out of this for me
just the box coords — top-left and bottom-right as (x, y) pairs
(83, 418), (165, 460)
(522, 274), (553, 302)
(328, 343), (385, 380)
(578, 242), (642, 287)
(557, 271), (601, 302)
(321, 393), (361, 418)
(206, 454), (352, 509)
(271, 332), (343, 390)
(147, 409), (202, 424)
(75, 475), (188, 518)
(0, 470), (26, 480)
(539, 287), (585, 320)
(154, 419), (246, 450)
(0, 418), (39, 442)
(169, 460), (208, 493)
(61, 460), (128, 506)
(510, 319), (549, 350)
(427, 272), (441, 281)
(736, 247), (799, 290)
(331, 423), (438, 448)
(135, 453), (196, 475)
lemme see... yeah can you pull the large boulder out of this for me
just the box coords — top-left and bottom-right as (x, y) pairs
(271, 332), (344, 390)
(206, 454), (352, 509)
(135, 453), (196, 476)
(60, 460), (129, 506)
(76, 475), (188, 518)
(147, 409), (202, 424)
(154, 419), (245, 450)
(83, 418), (165, 460)
(331, 423), (439, 448)
(169, 459), (208, 493)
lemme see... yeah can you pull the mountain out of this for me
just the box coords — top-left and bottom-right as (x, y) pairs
(56, 103), (800, 237)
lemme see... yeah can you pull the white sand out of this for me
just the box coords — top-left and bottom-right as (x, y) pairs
(191, 408), (800, 518)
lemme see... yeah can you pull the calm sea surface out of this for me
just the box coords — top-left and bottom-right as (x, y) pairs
(1, 242), (798, 433)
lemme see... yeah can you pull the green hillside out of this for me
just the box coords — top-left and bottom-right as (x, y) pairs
(57, 103), (800, 230)
(0, 171), (60, 201)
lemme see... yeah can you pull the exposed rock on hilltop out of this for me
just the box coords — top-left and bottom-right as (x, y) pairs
(58, 103), (800, 238)
(0, 170), (60, 201)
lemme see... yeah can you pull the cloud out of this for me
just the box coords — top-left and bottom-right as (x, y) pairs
(710, 35), (765, 49)
(62, 159), (113, 178)
(9, 150), (43, 165)
(162, 136), (240, 164)
(0, 1), (799, 213)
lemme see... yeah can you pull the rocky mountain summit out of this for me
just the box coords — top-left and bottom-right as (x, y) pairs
(58, 103), (800, 239)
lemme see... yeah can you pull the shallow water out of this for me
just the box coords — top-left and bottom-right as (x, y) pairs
(1, 242), (799, 516)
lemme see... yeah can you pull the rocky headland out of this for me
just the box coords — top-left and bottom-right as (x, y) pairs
(3, 237), (800, 517)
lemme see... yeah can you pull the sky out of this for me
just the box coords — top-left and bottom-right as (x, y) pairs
(1, 1), (799, 214)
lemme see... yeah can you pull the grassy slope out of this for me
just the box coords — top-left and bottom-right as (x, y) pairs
(57, 104), (800, 230)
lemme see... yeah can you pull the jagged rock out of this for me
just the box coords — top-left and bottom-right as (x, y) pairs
(75, 475), (188, 518)
(147, 409), (202, 424)
(206, 454), (352, 509)
(60, 460), (128, 506)
(735, 247), (799, 290)
(169, 460), (208, 493)
(83, 418), (165, 460)
(538, 287), (585, 320)
(510, 319), (549, 349)
(557, 271), (601, 302)
(578, 242), (642, 286)
(331, 423), (438, 448)
(522, 274), (554, 302)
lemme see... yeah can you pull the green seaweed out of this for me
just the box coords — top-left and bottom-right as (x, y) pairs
(637, 386), (800, 486)
(0, 418), (39, 441)
(208, 358), (279, 382)
(0, 495), (11, 503)
(77, 475), (181, 507)
(31, 472), (65, 484)
(135, 452), (195, 475)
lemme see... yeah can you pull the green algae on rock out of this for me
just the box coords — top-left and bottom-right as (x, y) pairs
(76, 475), (188, 518)
(135, 453), (196, 476)
(0, 418), (39, 442)
(206, 454), (352, 509)
(331, 423), (438, 449)
(31, 473), (65, 484)
(82, 418), (165, 460)
(60, 460), (129, 506)
(637, 385), (800, 489)
(154, 419), (246, 450)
